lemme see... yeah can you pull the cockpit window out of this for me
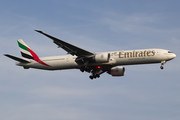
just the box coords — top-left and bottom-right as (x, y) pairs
(168, 51), (173, 53)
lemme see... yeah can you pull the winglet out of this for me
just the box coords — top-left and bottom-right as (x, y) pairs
(35, 30), (43, 33)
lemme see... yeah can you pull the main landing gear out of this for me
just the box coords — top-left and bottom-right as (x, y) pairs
(89, 69), (101, 80)
(160, 60), (166, 69)
(80, 66), (102, 80)
(89, 74), (100, 80)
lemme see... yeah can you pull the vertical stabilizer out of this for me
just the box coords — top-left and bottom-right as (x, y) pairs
(17, 39), (50, 67)
(17, 39), (34, 61)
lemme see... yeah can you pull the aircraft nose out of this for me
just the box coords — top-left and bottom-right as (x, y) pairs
(168, 53), (176, 60)
(169, 53), (176, 59)
(173, 53), (176, 59)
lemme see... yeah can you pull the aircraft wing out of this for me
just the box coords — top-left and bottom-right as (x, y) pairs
(35, 30), (94, 57)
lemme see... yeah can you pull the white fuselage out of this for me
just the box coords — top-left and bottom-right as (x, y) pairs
(16, 48), (176, 70)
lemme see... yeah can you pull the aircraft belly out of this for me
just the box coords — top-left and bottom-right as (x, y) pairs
(20, 60), (77, 70)
(47, 60), (78, 70)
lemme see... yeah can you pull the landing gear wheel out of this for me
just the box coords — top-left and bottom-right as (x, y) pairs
(80, 67), (85, 72)
(160, 66), (164, 69)
(93, 75), (97, 79)
(89, 75), (93, 80)
(80, 69), (84, 72)
(96, 74), (100, 78)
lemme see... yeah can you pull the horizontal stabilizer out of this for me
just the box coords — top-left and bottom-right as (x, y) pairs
(4, 54), (30, 63)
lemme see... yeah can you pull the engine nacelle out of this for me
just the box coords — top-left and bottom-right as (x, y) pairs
(93, 53), (110, 63)
(108, 66), (125, 76)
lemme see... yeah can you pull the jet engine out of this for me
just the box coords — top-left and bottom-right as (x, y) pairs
(108, 66), (125, 76)
(93, 53), (110, 63)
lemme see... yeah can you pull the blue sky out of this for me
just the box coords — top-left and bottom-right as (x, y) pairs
(1, 0), (180, 120)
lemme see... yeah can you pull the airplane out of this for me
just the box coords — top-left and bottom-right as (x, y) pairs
(4, 30), (176, 79)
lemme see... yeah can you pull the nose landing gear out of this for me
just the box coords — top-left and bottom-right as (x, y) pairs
(160, 60), (166, 69)
(160, 66), (164, 69)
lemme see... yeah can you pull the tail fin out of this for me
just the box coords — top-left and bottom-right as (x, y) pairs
(17, 39), (35, 61)
(17, 39), (50, 67)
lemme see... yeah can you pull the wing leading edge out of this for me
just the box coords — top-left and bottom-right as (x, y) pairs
(35, 30), (94, 57)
